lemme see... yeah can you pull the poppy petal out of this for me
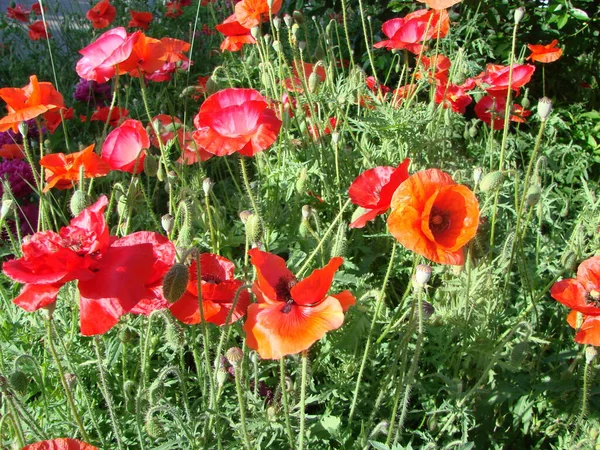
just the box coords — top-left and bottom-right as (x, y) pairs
(291, 257), (343, 306)
(13, 283), (61, 311)
(248, 248), (295, 302)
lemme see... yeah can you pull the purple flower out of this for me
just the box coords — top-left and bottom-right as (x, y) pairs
(73, 78), (112, 107)
(0, 158), (34, 199)
(17, 202), (38, 236)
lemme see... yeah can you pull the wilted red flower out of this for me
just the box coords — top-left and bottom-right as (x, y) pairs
(129, 10), (153, 30)
(40, 143), (111, 192)
(22, 438), (99, 450)
(475, 64), (535, 98)
(170, 253), (250, 325)
(434, 78), (475, 114)
(374, 9), (449, 54)
(234, 0), (282, 29)
(118, 33), (166, 77)
(387, 169), (479, 265)
(474, 95), (530, 130)
(86, 0), (117, 29)
(348, 159), (410, 229)
(28, 21), (51, 40)
(244, 248), (355, 359)
(76, 27), (138, 83)
(101, 119), (149, 173)
(193, 88), (281, 157)
(90, 106), (129, 127)
(0, 75), (64, 133)
(216, 14), (256, 52)
(6, 4), (30, 22)
(527, 39), (563, 63)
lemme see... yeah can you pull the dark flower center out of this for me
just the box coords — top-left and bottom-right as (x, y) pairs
(275, 276), (297, 314)
(429, 206), (451, 236)
(203, 273), (222, 284)
(586, 289), (600, 308)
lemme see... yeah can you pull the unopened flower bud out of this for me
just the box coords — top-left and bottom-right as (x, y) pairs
(202, 177), (213, 196)
(308, 71), (320, 93)
(8, 370), (28, 395)
(143, 153), (159, 177)
(272, 40), (281, 52)
(70, 190), (90, 217)
(250, 26), (260, 40)
(473, 167), (483, 186)
(293, 10), (304, 24)
(298, 40), (306, 52)
(216, 366), (229, 386)
(245, 213), (262, 244)
(263, 34), (272, 46)
(479, 171), (504, 192)
(283, 13), (293, 27)
(514, 7), (525, 24)
(538, 97), (552, 121)
(162, 263), (189, 303)
(302, 205), (313, 220)
(1, 197), (13, 220)
(526, 185), (541, 207)
(239, 210), (252, 224)
(272, 16), (281, 30)
(267, 0), (275, 8)
(18, 121), (28, 137)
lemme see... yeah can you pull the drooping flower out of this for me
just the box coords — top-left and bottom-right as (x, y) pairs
(215, 14), (256, 52)
(170, 253), (250, 326)
(6, 4), (31, 22)
(128, 11), (153, 30)
(234, 0), (282, 29)
(86, 0), (117, 29)
(475, 64), (535, 98)
(527, 39), (563, 63)
(21, 437), (99, 450)
(39, 144), (111, 192)
(387, 169), (479, 265)
(244, 248), (355, 359)
(192, 88), (282, 157)
(28, 21), (51, 40)
(0, 75), (64, 133)
(474, 95), (530, 130)
(101, 119), (149, 173)
(348, 159), (410, 229)
(76, 27), (139, 83)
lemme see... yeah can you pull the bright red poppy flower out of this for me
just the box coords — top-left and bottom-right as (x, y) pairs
(101, 119), (149, 173)
(434, 78), (475, 114)
(474, 95), (530, 130)
(170, 253), (250, 326)
(0, 75), (64, 133)
(6, 4), (31, 22)
(86, 0), (117, 29)
(475, 64), (535, 98)
(0, 143), (25, 159)
(43, 107), (74, 133)
(129, 11), (153, 30)
(244, 248), (355, 359)
(118, 33), (167, 77)
(76, 27), (139, 83)
(165, 1), (183, 18)
(566, 312), (600, 346)
(28, 21), (51, 40)
(387, 169), (479, 265)
(31, 3), (46, 15)
(192, 88), (282, 157)
(40, 144), (111, 192)
(551, 256), (600, 316)
(21, 438), (99, 450)
(215, 14), (256, 52)
(90, 105), (129, 127)
(234, 0), (282, 29)
(527, 39), (563, 64)
(348, 159), (411, 229)
(418, 54), (451, 84)
(308, 117), (337, 140)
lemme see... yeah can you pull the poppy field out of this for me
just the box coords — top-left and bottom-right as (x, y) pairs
(0, 0), (599, 448)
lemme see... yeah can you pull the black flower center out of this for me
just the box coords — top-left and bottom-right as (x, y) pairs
(429, 206), (451, 236)
(275, 276), (297, 314)
(203, 274), (222, 285)
(586, 289), (600, 308)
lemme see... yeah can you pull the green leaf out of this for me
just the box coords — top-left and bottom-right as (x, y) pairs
(557, 13), (569, 29)
(569, 8), (590, 21)
(369, 442), (391, 450)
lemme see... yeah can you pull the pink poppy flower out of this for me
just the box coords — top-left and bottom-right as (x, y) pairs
(475, 64), (535, 98)
(101, 119), (149, 173)
(192, 88), (281, 157)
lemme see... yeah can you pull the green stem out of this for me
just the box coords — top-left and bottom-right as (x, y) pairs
(298, 351), (309, 450)
(279, 358), (295, 448)
(233, 362), (252, 450)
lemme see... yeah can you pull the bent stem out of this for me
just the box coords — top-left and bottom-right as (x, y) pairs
(348, 242), (396, 422)
(279, 358), (295, 448)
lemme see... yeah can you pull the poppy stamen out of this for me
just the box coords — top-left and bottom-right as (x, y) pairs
(275, 276), (297, 303)
(203, 273), (222, 284)
(587, 289), (600, 307)
(429, 206), (451, 235)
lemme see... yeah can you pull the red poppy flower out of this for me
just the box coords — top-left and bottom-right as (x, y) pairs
(418, 54), (451, 84)
(118, 33), (167, 77)
(76, 27), (139, 83)
(31, 3), (46, 15)
(234, 0), (282, 29)
(177, 133), (213, 164)
(374, 9), (449, 54)
(389, 84), (417, 108)
(215, 14), (256, 52)
(0, 143), (25, 159)
(387, 169), (479, 265)
(551, 256), (600, 316)
(0, 75), (64, 133)
(6, 4), (31, 22)
(244, 248), (355, 359)
(129, 11), (153, 30)
(165, 1), (183, 18)
(28, 20), (51, 40)
(86, 0), (116, 29)
(22, 438), (99, 450)
(474, 95), (530, 130)
(566, 311), (600, 346)
(43, 107), (74, 133)
(475, 64), (535, 98)
(90, 106), (129, 127)
(308, 117), (337, 140)
(434, 78), (475, 114)
(169, 253), (250, 326)
(40, 144), (111, 192)
(416, 0), (462, 9)
(101, 119), (149, 173)
(348, 159), (410, 229)
(527, 39), (563, 64)
(192, 88), (282, 157)
(161, 37), (190, 64)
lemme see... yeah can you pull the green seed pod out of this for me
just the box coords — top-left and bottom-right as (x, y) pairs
(468, 125), (478, 138)
(156, 163), (166, 182)
(8, 370), (28, 395)
(225, 347), (244, 367)
(245, 213), (261, 245)
(299, 219), (310, 238)
(526, 185), (541, 207)
(308, 70), (320, 93)
(166, 322), (185, 350)
(314, 42), (325, 60)
(18, 120), (28, 138)
(177, 224), (192, 247)
(330, 222), (347, 258)
(479, 171), (504, 192)
(162, 263), (189, 303)
(145, 414), (165, 438)
(295, 167), (308, 194)
(560, 250), (577, 272)
(216, 366), (229, 386)
(161, 214), (174, 234)
(70, 190), (90, 217)
(144, 153), (159, 177)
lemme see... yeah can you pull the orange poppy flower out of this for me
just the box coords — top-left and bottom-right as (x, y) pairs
(566, 311), (600, 346)
(244, 248), (355, 359)
(387, 169), (479, 265)
(28, 20), (51, 40)
(86, 0), (116, 29)
(416, 0), (462, 9)
(119, 33), (167, 77)
(90, 106), (129, 127)
(39, 144), (110, 192)
(0, 75), (64, 133)
(234, 0), (282, 29)
(527, 39), (563, 63)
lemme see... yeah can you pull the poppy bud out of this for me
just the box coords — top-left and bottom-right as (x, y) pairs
(226, 347), (244, 367)
(202, 177), (213, 196)
(537, 97), (552, 121)
(143, 153), (159, 177)
(166, 322), (185, 350)
(117, 195), (128, 218)
(216, 366), (229, 386)
(42, 302), (56, 320)
(145, 414), (165, 438)
(239, 210), (252, 224)
(479, 171), (504, 192)
(421, 300), (435, 320)
(263, 34), (272, 46)
(272, 40), (281, 53)
(314, 42), (325, 60)
(156, 163), (166, 181)
(206, 76), (219, 96)
(308, 71), (320, 93)
(250, 26), (260, 40)
(245, 213), (261, 244)
(298, 40), (306, 52)
(299, 219), (310, 238)
(560, 249), (577, 272)
(414, 264), (432, 287)
(18, 120), (28, 138)
(521, 91), (530, 109)
(266, 0), (275, 8)
(526, 185), (541, 207)
(514, 7), (525, 24)
(8, 370), (28, 395)
(148, 379), (164, 404)
(70, 190), (91, 217)
(473, 167), (483, 186)
(119, 328), (137, 343)
(267, 406), (277, 421)
(468, 125), (478, 138)
(295, 168), (308, 194)
(284, 13), (293, 27)
(161, 214), (174, 234)
(162, 263), (189, 303)
(272, 16), (281, 30)
(293, 10), (304, 24)
(586, 346), (597, 364)
(302, 205), (313, 220)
